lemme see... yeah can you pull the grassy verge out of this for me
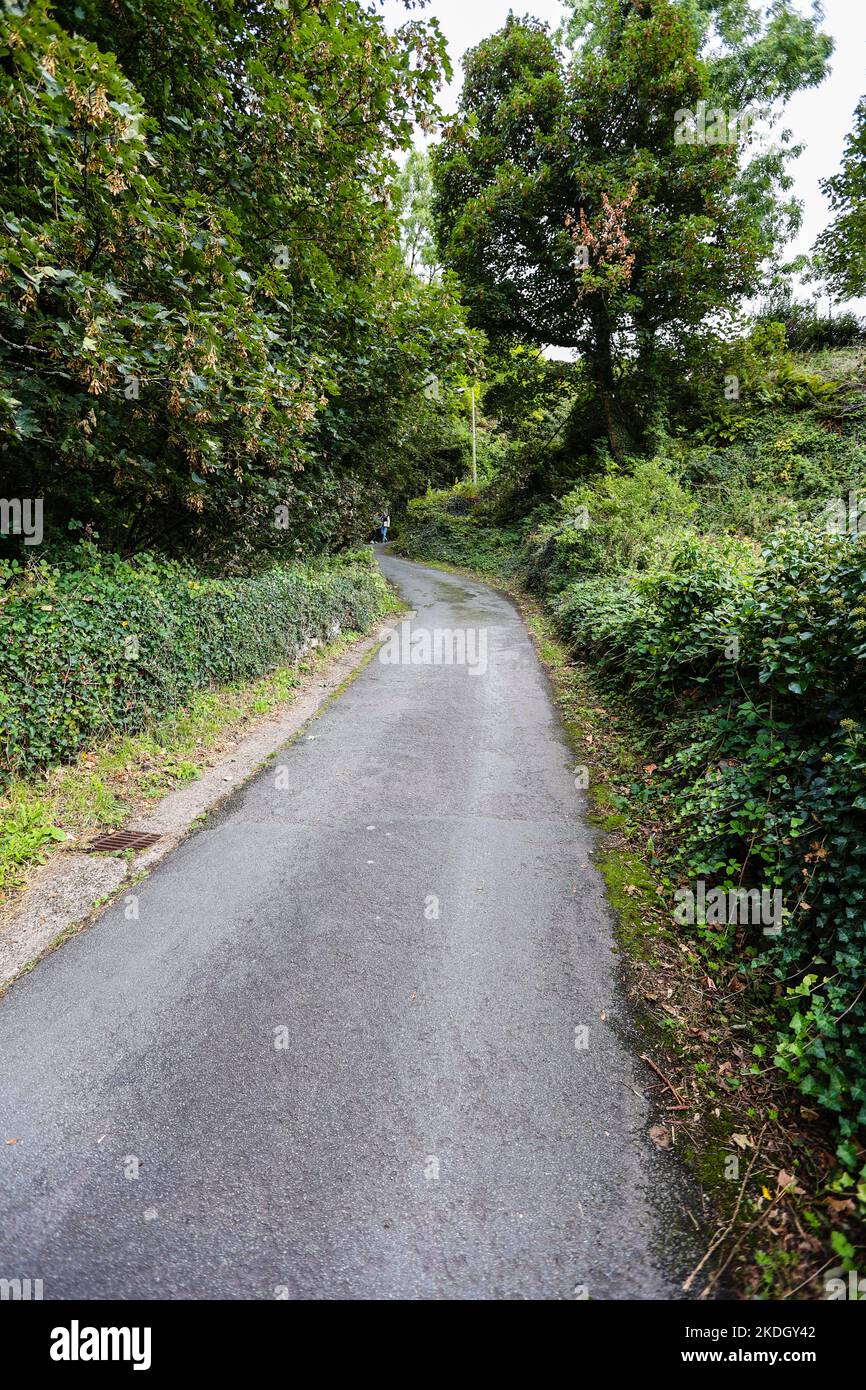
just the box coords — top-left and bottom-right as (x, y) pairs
(0, 618), (397, 906)
(399, 549), (861, 1300)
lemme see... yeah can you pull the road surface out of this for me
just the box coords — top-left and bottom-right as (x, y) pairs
(0, 554), (697, 1299)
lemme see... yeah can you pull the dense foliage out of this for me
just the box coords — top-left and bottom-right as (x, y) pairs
(0, 543), (392, 783)
(401, 485), (525, 575)
(0, 0), (477, 564)
(550, 516), (866, 1163)
(755, 291), (864, 353)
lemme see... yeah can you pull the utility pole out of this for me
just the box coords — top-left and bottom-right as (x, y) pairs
(457, 385), (477, 487)
(470, 385), (477, 488)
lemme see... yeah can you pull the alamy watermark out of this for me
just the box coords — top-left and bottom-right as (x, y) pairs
(0, 497), (43, 545)
(824, 1268), (866, 1300)
(828, 1273), (866, 1301)
(0, 1276), (43, 1300)
(50, 1323), (152, 1371)
(674, 102), (778, 154)
(673, 880), (783, 937)
(378, 620), (488, 676)
(822, 490), (866, 538)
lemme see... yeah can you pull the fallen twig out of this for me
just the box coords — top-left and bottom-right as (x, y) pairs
(640, 1052), (687, 1107)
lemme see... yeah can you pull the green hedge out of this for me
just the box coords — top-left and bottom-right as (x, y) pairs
(0, 543), (391, 784)
(397, 492), (524, 577)
(556, 527), (866, 1160)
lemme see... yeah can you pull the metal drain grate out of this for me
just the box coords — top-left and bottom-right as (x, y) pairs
(85, 830), (161, 853)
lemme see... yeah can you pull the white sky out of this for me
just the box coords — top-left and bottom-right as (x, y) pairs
(381, 0), (866, 312)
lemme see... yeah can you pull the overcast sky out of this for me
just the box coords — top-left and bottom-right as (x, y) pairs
(382, 0), (866, 312)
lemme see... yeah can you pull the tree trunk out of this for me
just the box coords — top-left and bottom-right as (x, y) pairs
(592, 312), (632, 459)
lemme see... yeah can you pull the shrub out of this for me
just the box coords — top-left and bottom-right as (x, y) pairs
(561, 525), (866, 1155)
(556, 576), (648, 669)
(666, 702), (866, 1145)
(522, 457), (697, 595)
(407, 482), (482, 518)
(739, 527), (866, 717)
(675, 412), (866, 539)
(755, 300), (865, 352)
(557, 533), (755, 703)
(0, 543), (392, 784)
(398, 492), (523, 576)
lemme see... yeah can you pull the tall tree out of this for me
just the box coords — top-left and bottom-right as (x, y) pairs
(396, 148), (441, 283)
(433, 0), (831, 457)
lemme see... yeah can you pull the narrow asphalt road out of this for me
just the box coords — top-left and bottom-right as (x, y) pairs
(0, 554), (697, 1299)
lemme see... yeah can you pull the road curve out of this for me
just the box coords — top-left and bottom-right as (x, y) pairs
(0, 553), (697, 1299)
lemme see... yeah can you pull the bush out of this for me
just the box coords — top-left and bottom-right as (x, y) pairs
(556, 575), (647, 666)
(667, 699), (866, 1146)
(522, 457), (697, 595)
(755, 300), (865, 352)
(555, 535), (753, 700)
(407, 482), (482, 518)
(740, 527), (866, 715)
(675, 411), (866, 539)
(0, 543), (392, 784)
(398, 490), (523, 576)
(560, 525), (866, 1153)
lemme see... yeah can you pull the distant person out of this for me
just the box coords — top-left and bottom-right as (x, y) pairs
(380, 510), (390, 543)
